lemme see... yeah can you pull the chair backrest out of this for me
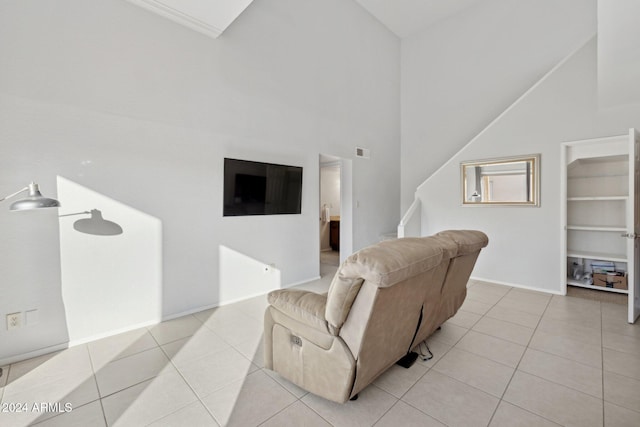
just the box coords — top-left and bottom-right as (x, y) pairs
(327, 231), (488, 396)
(414, 230), (489, 345)
(328, 236), (449, 396)
(324, 237), (443, 335)
(409, 234), (458, 347)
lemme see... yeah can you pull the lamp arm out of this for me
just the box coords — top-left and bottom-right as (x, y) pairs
(0, 187), (29, 203)
(58, 211), (91, 218)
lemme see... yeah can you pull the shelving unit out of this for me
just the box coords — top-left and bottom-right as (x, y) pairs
(562, 136), (630, 297)
(561, 130), (640, 324)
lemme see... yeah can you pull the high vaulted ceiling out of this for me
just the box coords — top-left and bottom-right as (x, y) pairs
(126, 0), (484, 40)
(123, 0), (640, 110)
(353, 0), (485, 38)
(124, 0), (255, 38)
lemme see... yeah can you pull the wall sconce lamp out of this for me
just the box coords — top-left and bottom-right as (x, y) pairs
(0, 182), (61, 211)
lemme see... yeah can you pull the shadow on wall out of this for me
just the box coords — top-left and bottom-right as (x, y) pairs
(218, 245), (282, 302)
(56, 176), (163, 345)
(60, 209), (124, 236)
(1, 179), (292, 425)
(0, 247), (286, 425)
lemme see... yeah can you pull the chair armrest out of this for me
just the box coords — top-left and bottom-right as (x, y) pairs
(268, 289), (330, 334)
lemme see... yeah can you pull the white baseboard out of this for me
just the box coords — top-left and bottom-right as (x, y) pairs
(0, 342), (69, 367)
(470, 276), (564, 295)
(162, 275), (321, 320)
(281, 276), (323, 289)
(67, 319), (162, 347)
(0, 274), (324, 366)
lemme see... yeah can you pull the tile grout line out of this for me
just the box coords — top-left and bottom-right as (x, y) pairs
(465, 288), (547, 327)
(156, 304), (308, 425)
(145, 321), (222, 426)
(496, 294), (606, 426)
(90, 321), (217, 425)
(517, 299), (608, 395)
(255, 401), (301, 426)
(485, 286), (554, 427)
(84, 344), (109, 427)
(395, 283), (517, 426)
(293, 393), (337, 426)
(391, 339), (457, 424)
(148, 310), (300, 426)
(370, 383), (446, 427)
(462, 285), (521, 398)
(23, 346), (106, 427)
(370, 397), (402, 427)
(256, 367), (318, 424)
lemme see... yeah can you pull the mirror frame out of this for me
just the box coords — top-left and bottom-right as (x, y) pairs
(461, 154), (540, 206)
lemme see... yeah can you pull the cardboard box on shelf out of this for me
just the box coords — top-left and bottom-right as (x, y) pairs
(590, 260), (616, 274)
(593, 272), (627, 290)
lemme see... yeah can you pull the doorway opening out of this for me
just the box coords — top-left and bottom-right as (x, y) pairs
(320, 155), (341, 269)
(319, 154), (353, 275)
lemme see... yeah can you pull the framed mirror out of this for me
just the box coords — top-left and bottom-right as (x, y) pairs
(461, 154), (540, 206)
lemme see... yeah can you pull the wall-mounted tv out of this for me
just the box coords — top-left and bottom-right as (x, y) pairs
(223, 158), (303, 216)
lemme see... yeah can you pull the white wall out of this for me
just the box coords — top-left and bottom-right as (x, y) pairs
(415, 38), (640, 292)
(0, 0), (400, 362)
(598, 0), (640, 108)
(57, 176), (163, 345)
(400, 0), (597, 211)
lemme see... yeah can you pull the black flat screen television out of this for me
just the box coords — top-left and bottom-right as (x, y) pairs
(223, 158), (303, 216)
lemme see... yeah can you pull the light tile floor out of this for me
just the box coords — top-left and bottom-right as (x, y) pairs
(1, 266), (639, 426)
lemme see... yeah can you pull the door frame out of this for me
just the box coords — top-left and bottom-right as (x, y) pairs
(319, 154), (353, 265)
(629, 128), (640, 323)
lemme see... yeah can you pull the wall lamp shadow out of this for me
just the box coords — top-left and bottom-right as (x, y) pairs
(60, 209), (124, 236)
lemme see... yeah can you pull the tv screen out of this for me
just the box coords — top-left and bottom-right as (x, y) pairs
(223, 158), (303, 216)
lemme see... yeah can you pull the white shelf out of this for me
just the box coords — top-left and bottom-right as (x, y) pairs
(567, 196), (628, 201)
(567, 278), (628, 294)
(567, 250), (628, 263)
(567, 225), (626, 232)
(568, 175), (628, 180)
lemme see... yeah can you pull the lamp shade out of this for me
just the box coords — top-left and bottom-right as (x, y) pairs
(9, 183), (61, 211)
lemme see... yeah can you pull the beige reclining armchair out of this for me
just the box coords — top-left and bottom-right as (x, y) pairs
(263, 230), (488, 403)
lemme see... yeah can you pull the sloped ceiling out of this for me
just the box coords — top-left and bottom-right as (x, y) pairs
(353, 0), (484, 38)
(125, 0), (254, 38)
(126, 0), (484, 41)
(124, 0), (639, 110)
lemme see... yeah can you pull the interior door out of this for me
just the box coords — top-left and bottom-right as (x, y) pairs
(630, 128), (640, 323)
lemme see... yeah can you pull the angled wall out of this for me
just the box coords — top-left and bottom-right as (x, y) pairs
(401, 0), (597, 211)
(598, 0), (640, 108)
(415, 38), (640, 292)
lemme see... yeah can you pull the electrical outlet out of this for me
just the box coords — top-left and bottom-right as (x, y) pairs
(7, 312), (22, 330)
